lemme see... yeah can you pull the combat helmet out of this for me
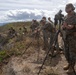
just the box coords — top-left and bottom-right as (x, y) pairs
(65, 3), (75, 12)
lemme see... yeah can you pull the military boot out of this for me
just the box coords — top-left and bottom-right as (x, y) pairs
(63, 63), (70, 70)
(66, 66), (74, 73)
(66, 62), (75, 73)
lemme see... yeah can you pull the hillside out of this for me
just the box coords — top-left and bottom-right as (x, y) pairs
(0, 21), (31, 34)
(0, 22), (75, 75)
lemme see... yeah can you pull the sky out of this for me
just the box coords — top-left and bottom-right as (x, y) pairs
(0, 0), (76, 23)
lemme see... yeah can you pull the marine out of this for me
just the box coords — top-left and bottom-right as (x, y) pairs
(40, 17), (55, 50)
(62, 3), (76, 73)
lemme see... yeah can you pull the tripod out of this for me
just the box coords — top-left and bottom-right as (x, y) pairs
(37, 28), (76, 75)
(34, 30), (40, 62)
(37, 29), (61, 75)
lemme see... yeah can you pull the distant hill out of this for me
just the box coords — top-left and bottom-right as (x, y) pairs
(0, 23), (7, 26)
(0, 21), (31, 34)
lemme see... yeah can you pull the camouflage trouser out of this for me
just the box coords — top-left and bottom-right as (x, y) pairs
(64, 35), (76, 65)
(50, 32), (55, 43)
(43, 31), (50, 49)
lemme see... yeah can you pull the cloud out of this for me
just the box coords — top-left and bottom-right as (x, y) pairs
(7, 10), (42, 20)
(1, 0), (76, 23)
(0, 0), (52, 10)
(0, 0), (67, 11)
(68, 0), (76, 4)
(0, 9), (57, 23)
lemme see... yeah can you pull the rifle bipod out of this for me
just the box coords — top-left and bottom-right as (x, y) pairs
(37, 30), (60, 75)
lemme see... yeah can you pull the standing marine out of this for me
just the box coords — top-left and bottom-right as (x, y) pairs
(62, 3), (76, 73)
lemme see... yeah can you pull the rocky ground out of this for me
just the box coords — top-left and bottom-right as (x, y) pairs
(0, 34), (76, 75)
(1, 47), (76, 75)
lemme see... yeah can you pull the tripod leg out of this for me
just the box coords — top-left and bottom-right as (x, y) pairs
(37, 37), (40, 62)
(37, 39), (40, 62)
(37, 30), (60, 75)
(37, 49), (51, 75)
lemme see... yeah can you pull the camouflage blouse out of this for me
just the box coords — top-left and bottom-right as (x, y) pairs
(64, 12), (76, 35)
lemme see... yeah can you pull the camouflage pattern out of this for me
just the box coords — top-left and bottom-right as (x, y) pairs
(41, 21), (49, 49)
(65, 3), (75, 12)
(64, 13), (76, 35)
(30, 20), (39, 32)
(64, 35), (76, 65)
(41, 21), (55, 50)
(64, 12), (76, 65)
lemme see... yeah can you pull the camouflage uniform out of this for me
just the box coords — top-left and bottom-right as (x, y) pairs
(30, 20), (39, 32)
(63, 3), (76, 70)
(64, 13), (76, 65)
(41, 20), (54, 50)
